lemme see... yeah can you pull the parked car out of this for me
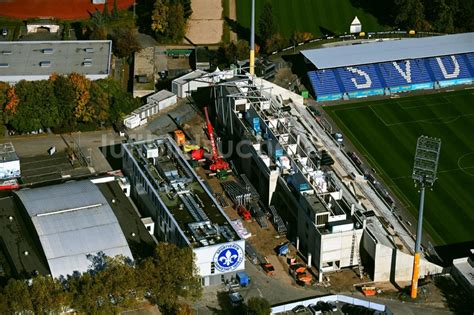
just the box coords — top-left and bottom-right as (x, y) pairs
(228, 291), (243, 307)
(292, 305), (308, 313)
(2, 27), (7, 37)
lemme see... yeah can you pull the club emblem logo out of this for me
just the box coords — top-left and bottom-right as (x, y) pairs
(214, 244), (244, 272)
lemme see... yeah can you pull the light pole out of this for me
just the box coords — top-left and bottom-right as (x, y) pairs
(249, 0), (255, 75)
(410, 135), (441, 299)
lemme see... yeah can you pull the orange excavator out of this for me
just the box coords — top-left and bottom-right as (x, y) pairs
(204, 106), (230, 175)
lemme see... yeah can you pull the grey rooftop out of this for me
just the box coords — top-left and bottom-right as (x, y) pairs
(301, 32), (474, 69)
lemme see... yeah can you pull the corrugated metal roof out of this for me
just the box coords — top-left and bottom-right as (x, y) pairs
(301, 33), (474, 69)
(15, 180), (133, 278)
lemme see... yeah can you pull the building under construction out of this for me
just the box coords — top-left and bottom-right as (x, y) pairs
(199, 73), (443, 282)
(122, 136), (245, 286)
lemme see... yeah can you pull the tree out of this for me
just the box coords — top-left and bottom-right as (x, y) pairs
(236, 40), (250, 60)
(69, 73), (92, 123)
(88, 81), (110, 124)
(2, 279), (33, 312)
(30, 275), (70, 314)
(166, 3), (186, 42)
(102, 1), (110, 21)
(264, 32), (286, 54)
(394, 0), (427, 30)
(151, 0), (169, 35)
(258, 2), (277, 43)
(111, 28), (142, 59)
(51, 75), (77, 128)
(138, 243), (202, 310)
(246, 297), (271, 315)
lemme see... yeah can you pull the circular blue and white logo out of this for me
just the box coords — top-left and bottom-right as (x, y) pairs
(214, 243), (244, 272)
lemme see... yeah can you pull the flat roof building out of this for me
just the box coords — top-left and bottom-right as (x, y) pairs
(0, 40), (112, 84)
(122, 136), (245, 286)
(0, 142), (20, 179)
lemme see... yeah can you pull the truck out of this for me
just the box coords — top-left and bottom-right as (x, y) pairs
(236, 205), (251, 221)
(289, 264), (312, 286)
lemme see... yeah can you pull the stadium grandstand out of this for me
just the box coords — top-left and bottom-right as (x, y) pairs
(302, 33), (474, 101)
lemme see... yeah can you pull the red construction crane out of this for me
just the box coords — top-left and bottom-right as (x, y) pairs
(204, 107), (229, 172)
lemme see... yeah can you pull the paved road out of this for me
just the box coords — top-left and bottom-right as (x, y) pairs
(293, 102), (417, 254)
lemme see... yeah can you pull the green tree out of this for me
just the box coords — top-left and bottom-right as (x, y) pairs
(2, 279), (33, 312)
(102, 1), (110, 21)
(138, 243), (202, 310)
(112, 28), (142, 59)
(68, 272), (110, 313)
(7, 81), (46, 132)
(246, 297), (271, 315)
(151, 0), (169, 35)
(30, 275), (70, 314)
(394, 0), (427, 30)
(166, 3), (186, 42)
(51, 74), (77, 129)
(258, 2), (277, 43)
(88, 81), (110, 124)
(236, 40), (250, 60)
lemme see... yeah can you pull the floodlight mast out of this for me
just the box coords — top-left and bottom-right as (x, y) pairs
(410, 136), (441, 299)
(250, 0), (255, 75)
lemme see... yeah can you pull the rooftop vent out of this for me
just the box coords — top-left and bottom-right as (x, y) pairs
(0, 63), (9, 68)
(39, 61), (51, 67)
(84, 48), (94, 53)
(1, 50), (12, 55)
(82, 61), (92, 67)
(42, 48), (54, 54)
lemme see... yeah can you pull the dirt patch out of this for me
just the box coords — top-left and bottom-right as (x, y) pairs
(186, 0), (223, 44)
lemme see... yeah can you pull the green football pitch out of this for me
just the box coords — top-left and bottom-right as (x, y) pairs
(324, 89), (474, 245)
(236, 0), (384, 39)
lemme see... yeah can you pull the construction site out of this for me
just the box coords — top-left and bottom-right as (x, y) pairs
(143, 67), (449, 297)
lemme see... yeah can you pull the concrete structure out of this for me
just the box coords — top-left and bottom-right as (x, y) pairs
(211, 73), (441, 282)
(0, 40), (112, 84)
(26, 21), (60, 33)
(451, 249), (474, 299)
(172, 70), (210, 98)
(0, 142), (20, 179)
(133, 46), (156, 98)
(350, 16), (362, 34)
(122, 136), (245, 286)
(14, 180), (133, 278)
(124, 90), (177, 129)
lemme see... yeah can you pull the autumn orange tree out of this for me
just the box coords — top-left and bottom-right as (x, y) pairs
(69, 73), (92, 123)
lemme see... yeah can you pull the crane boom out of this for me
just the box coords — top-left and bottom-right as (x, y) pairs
(204, 107), (218, 161)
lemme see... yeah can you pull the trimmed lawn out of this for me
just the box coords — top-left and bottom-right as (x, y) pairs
(325, 89), (474, 245)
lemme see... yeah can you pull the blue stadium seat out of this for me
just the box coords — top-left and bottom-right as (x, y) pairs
(377, 59), (432, 88)
(307, 70), (342, 96)
(462, 53), (474, 76)
(427, 54), (471, 81)
(336, 65), (383, 92)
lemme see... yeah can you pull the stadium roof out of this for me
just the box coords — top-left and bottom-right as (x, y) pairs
(301, 33), (474, 69)
(0, 40), (111, 83)
(15, 180), (133, 278)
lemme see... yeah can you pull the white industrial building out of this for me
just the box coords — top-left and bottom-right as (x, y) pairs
(451, 249), (474, 299)
(0, 40), (112, 84)
(172, 68), (235, 98)
(124, 90), (177, 129)
(0, 142), (20, 180)
(14, 180), (134, 278)
(122, 136), (245, 286)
